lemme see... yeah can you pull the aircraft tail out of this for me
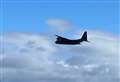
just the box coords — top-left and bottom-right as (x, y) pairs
(80, 31), (88, 42)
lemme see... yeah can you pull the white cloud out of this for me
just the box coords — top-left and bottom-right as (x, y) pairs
(0, 30), (119, 82)
(46, 19), (72, 32)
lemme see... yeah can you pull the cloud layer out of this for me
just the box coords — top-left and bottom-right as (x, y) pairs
(0, 30), (119, 82)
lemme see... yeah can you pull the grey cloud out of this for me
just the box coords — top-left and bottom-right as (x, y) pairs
(0, 31), (119, 82)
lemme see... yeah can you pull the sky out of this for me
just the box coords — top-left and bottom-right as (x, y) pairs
(1, 0), (119, 35)
(0, 0), (120, 82)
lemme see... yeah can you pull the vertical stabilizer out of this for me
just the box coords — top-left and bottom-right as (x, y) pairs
(81, 31), (88, 42)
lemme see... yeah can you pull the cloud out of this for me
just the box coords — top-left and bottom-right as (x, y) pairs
(46, 19), (72, 32)
(0, 30), (119, 82)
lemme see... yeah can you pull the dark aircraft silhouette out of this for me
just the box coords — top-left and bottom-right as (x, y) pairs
(55, 31), (89, 45)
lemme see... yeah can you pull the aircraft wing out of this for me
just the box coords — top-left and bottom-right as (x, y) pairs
(55, 35), (69, 41)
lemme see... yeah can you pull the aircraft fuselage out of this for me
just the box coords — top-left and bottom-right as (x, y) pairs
(55, 31), (88, 45)
(55, 39), (82, 45)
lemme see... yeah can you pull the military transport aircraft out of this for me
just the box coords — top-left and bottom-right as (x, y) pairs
(55, 31), (89, 45)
